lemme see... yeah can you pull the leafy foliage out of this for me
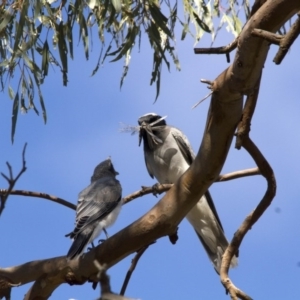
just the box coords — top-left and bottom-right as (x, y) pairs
(0, 0), (248, 141)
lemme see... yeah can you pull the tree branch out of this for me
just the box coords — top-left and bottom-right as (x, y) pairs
(220, 137), (276, 300)
(0, 143), (27, 216)
(0, 165), (260, 212)
(252, 13), (300, 64)
(194, 38), (238, 63)
(120, 243), (154, 296)
(217, 168), (260, 182)
(220, 70), (274, 300)
(0, 189), (76, 210)
(194, 38), (238, 55)
(0, 1), (299, 299)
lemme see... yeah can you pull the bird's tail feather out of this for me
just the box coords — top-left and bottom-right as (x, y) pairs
(196, 231), (238, 273)
(186, 196), (238, 274)
(67, 230), (93, 260)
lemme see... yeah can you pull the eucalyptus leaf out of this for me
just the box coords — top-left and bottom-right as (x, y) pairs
(11, 92), (19, 143)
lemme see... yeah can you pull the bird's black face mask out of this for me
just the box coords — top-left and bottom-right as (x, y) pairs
(138, 114), (167, 149)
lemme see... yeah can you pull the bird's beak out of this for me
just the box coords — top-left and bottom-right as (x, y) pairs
(138, 122), (146, 146)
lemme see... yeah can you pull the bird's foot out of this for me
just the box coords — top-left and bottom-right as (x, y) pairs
(87, 242), (96, 251)
(151, 183), (161, 197)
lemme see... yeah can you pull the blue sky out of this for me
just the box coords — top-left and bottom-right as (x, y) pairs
(1, 12), (300, 300)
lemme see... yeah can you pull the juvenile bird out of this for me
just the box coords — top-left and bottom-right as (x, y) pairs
(137, 113), (237, 272)
(66, 158), (122, 260)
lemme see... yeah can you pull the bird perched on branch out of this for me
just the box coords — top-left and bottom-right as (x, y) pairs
(66, 158), (122, 260)
(137, 113), (237, 273)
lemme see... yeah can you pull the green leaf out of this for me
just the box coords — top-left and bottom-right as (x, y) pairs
(0, 9), (14, 32)
(149, 3), (172, 38)
(57, 22), (68, 86)
(192, 11), (211, 33)
(23, 53), (42, 78)
(109, 26), (139, 62)
(111, 0), (122, 13)
(78, 13), (89, 60)
(11, 92), (19, 143)
(147, 22), (170, 70)
(8, 86), (14, 100)
(12, 0), (29, 58)
(42, 40), (49, 77)
(67, 4), (74, 59)
(120, 48), (132, 88)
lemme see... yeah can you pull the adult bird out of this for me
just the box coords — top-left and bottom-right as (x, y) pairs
(66, 158), (122, 260)
(137, 113), (237, 273)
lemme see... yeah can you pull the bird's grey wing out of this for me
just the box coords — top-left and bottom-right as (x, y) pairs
(74, 179), (121, 234)
(171, 128), (224, 230)
(171, 128), (195, 165)
(144, 152), (154, 179)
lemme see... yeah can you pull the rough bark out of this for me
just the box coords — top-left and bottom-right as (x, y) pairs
(0, 0), (300, 299)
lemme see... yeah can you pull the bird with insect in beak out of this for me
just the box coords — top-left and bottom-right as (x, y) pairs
(66, 158), (122, 260)
(137, 113), (237, 273)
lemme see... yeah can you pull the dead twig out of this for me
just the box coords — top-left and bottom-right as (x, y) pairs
(194, 38), (238, 63)
(120, 242), (154, 296)
(0, 143), (27, 216)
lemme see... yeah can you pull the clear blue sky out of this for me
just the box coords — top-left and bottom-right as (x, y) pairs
(1, 13), (300, 300)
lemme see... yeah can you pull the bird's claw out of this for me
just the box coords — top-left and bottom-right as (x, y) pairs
(152, 183), (161, 197)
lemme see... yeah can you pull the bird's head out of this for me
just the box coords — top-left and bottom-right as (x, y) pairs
(137, 113), (167, 147)
(91, 157), (119, 182)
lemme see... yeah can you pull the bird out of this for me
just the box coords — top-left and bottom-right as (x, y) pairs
(66, 158), (122, 260)
(137, 113), (237, 273)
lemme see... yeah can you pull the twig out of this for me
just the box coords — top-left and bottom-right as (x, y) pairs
(217, 168), (260, 182)
(0, 143), (27, 216)
(191, 91), (213, 109)
(0, 189), (76, 210)
(0, 167), (260, 213)
(120, 242), (154, 296)
(123, 184), (171, 205)
(252, 13), (300, 64)
(123, 168), (260, 205)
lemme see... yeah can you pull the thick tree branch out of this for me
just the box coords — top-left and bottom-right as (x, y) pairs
(0, 143), (27, 216)
(0, 1), (299, 299)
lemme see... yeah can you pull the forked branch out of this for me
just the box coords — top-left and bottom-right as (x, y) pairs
(220, 76), (276, 300)
(0, 143), (27, 216)
(252, 13), (300, 64)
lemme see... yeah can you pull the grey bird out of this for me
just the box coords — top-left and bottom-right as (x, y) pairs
(137, 113), (237, 272)
(66, 158), (122, 260)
